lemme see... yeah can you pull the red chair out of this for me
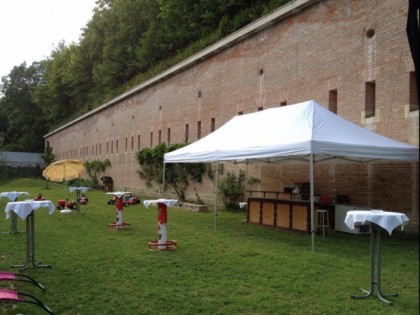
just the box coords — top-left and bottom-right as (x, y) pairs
(0, 289), (53, 314)
(56, 199), (77, 210)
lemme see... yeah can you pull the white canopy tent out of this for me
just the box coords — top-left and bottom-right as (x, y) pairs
(164, 100), (419, 250)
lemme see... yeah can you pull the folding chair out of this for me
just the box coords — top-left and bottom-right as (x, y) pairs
(0, 289), (54, 314)
(0, 271), (45, 290)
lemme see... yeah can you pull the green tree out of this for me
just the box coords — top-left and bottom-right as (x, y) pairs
(41, 141), (56, 188)
(86, 0), (159, 96)
(34, 42), (90, 126)
(0, 62), (48, 152)
(41, 141), (56, 165)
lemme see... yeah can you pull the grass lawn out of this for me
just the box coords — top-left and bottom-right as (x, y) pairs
(0, 178), (419, 315)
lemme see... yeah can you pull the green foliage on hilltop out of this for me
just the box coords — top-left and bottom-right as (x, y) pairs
(0, 0), (290, 152)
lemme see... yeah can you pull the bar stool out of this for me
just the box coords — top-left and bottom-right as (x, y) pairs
(316, 209), (330, 237)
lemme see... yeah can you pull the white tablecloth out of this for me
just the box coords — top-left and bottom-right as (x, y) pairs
(5, 200), (55, 220)
(0, 191), (29, 201)
(345, 210), (409, 235)
(69, 186), (90, 193)
(106, 191), (132, 199)
(143, 199), (178, 209)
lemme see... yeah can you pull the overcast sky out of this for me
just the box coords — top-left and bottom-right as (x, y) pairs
(0, 0), (97, 79)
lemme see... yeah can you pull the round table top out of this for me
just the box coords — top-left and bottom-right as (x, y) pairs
(345, 210), (409, 235)
(143, 199), (178, 208)
(5, 200), (55, 220)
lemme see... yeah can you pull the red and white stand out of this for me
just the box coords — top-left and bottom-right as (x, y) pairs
(106, 192), (132, 230)
(143, 199), (178, 251)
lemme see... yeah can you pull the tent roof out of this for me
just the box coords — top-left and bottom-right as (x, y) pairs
(164, 100), (419, 164)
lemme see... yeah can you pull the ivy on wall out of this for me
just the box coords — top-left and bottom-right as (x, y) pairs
(136, 143), (206, 201)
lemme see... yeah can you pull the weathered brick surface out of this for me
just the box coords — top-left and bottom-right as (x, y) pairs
(46, 0), (419, 231)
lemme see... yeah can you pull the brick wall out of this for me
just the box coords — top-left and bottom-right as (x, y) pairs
(45, 0), (419, 231)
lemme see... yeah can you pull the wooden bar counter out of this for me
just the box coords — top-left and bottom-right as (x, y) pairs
(247, 197), (329, 233)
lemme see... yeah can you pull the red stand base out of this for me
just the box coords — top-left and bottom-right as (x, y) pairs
(108, 222), (131, 230)
(148, 240), (177, 251)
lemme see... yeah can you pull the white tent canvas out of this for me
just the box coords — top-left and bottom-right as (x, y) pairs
(164, 100), (419, 250)
(164, 100), (419, 163)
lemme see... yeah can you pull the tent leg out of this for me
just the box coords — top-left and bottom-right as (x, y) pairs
(214, 162), (219, 231)
(310, 154), (315, 252)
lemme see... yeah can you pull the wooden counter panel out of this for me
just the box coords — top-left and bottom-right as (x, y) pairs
(247, 197), (313, 233)
(262, 202), (275, 225)
(248, 200), (260, 223)
(276, 203), (290, 228)
(292, 205), (308, 231)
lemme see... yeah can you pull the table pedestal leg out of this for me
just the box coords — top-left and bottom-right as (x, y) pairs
(157, 203), (168, 250)
(9, 211), (19, 234)
(352, 225), (398, 304)
(11, 212), (51, 271)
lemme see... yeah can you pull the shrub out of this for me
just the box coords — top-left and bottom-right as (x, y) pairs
(219, 169), (246, 209)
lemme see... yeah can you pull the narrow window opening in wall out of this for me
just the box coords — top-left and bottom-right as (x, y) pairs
(366, 28), (375, 39)
(198, 90), (202, 98)
(329, 89), (338, 113)
(238, 111), (243, 115)
(100, 144), (101, 155)
(116, 140), (118, 153)
(138, 135), (141, 150)
(111, 141), (113, 154)
(95, 145), (97, 156)
(185, 124), (189, 143)
(280, 101), (287, 106)
(167, 128), (171, 144)
(158, 130), (162, 144)
(150, 132), (153, 148)
(365, 81), (376, 118)
(409, 71), (419, 111)
(211, 118), (215, 132)
(257, 107), (263, 111)
(131, 137), (134, 151)
(125, 138), (128, 151)
(107, 142), (109, 154)
(197, 121), (201, 140)
(91, 146), (94, 156)
(259, 69), (264, 76)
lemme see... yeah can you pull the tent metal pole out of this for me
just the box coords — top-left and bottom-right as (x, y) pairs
(310, 154), (315, 252)
(214, 161), (219, 231)
(162, 163), (166, 198)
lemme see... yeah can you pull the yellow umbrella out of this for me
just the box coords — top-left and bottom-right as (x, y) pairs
(42, 159), (86, 182)
(42, 159), (86, 203)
